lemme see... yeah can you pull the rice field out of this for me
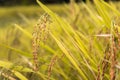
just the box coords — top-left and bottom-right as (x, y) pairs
(0, 0), (120, 80)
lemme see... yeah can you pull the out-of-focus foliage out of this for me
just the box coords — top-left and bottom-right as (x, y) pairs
(1, 0), (119, 6)
(1, 0), (120, 80)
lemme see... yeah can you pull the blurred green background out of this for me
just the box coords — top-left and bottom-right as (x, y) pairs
(0, 0), (119, 28)
(1, 0), (120, 80)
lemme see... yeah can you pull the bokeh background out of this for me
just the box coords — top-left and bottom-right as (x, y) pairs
(1, 0), (120, 80)
(0, 0), (119, 6)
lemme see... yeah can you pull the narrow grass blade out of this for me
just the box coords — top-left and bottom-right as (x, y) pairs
(50, 33), (87, 80)
(101, 1), (120, 16)
(12, 70), (28, 80)
(0, 60), (12, 69)
(94, 0), (111, 28)
(0, 44), (32, 57)
(14, 24), (32, 38)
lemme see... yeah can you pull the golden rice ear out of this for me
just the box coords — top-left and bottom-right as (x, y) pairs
(32, 13), (50, 71)
(47, 55), (58, 80)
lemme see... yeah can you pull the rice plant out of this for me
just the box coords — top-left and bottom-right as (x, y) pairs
(0, 0), (120, 80)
